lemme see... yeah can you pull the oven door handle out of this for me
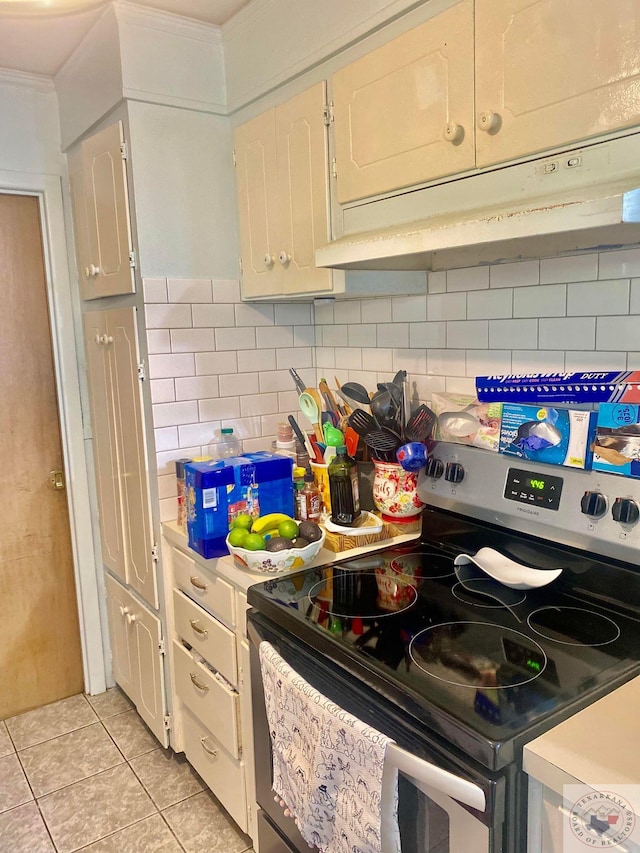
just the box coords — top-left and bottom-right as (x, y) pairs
(386, 742), (486, 813)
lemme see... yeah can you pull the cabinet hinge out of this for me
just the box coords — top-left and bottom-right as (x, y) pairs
(238, 257), (243, 273)
(331, 157), (337, 178)
(120, 141), (128, 160)
(129, 249), (136, 269)
(232, 149), (237, 167)
(323, 102), (334, 126)
(151, 542), (159, 562)
(158, 638), (166, 654)
(163, 714), (171, 731)
(137, 361), (146, 382)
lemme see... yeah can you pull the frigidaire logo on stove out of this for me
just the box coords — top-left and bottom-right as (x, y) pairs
(517, 506), (540, 516)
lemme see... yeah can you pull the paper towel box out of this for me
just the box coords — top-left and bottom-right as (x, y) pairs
(499, 404), (597, 469)
(185, 452), (294, 558)
(592, 403), (640, 479)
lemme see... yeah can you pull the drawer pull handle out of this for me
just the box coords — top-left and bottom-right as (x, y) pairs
(189, 619), (208, 638)
(200, 737), (218, 758)
(189, 575), (208, 591)
(190, 673), (209, 693)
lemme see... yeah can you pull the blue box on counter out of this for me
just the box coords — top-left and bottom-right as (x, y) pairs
(499, 404), (597, 469)
(185, 452), (294, 558)
(593, 403), (640, 479)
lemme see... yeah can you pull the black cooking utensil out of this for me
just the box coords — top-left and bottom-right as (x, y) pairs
(289, 367), (306, 395)
(348, 409), (377, 437)
(403, 404), (437, 443)
(364, 428), (402, 461)
(341, 381), (371, 406)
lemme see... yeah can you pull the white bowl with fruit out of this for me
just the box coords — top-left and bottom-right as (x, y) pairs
(225, 513), (325, 574)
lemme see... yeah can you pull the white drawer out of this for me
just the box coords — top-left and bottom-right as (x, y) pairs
(182, 706), (247, 833)
(172, 548), (235, 628)
(173, 640), (240, 759)
(173, 589), (238, 687)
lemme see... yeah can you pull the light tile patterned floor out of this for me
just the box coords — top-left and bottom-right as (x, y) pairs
(0, 690), (253, 853)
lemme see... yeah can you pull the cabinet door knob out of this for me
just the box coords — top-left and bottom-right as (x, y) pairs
(99, 334), (114, 345)
(200, 737), (218, 757)
(478, 111), (501, 133)
(443, 122), (463, 143)
(190, 672), (209, 693)
(85, 263), (100, 277)
(119, 605), (129, 618)
(189, 576), (208, 591)
(125, 612), (137, 624)
(189, 619), (208, 638)
(263, 253), (275, 268)
(278, 251), (292, 266)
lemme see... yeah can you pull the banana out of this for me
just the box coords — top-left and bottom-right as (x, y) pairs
(251, 513), (294, 535)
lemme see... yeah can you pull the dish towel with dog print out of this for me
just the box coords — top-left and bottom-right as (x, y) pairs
(259, 641), (401, 853)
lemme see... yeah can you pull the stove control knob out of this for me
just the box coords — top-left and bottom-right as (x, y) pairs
(445, 462), (465, 484)
(580, 491), (607, 518)
(612, 497), (640, 525)
(425, 457), (444, 479)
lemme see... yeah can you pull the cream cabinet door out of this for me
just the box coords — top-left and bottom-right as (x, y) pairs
(234, 110), (282, 298)
(104, 573), (136, 700)
(69, 147), (95, 302)
(476, 0), (640, 167)
(332, 0), (475, 204)
(81, 121), (135, 299)
(130, 594), (169, 747)
(109, 308), (157, 609)
(83, 312), (126, 583)
(276, 81), (333, 295)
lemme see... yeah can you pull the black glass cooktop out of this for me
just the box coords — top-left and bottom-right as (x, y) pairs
(247, 510), (640, 770)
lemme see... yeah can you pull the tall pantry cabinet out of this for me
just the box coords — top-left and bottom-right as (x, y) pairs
(71, 120), (169, 747)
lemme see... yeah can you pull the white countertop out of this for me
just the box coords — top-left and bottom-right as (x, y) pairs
(524, 675), (640, 814)
(162, 520), (420, 595)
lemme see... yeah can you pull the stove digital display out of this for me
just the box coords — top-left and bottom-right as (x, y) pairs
(504, 467), (563, 511)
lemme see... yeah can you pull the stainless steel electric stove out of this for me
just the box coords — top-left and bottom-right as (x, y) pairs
(248, 444), (640, 853)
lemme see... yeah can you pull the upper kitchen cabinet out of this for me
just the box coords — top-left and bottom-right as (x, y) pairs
(475, 0), (640, 167)
(332, 0), (475, 204)
(69, 121), (136, 300)
(234, 81), (335, 299)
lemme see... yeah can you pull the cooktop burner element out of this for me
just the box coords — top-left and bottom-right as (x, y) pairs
(452, 567), (528, 610)
(527, 606), (621, 647)
(307, 568), (418, 619)
(409, 621), (547, 688)
(390, 548), (455, 579)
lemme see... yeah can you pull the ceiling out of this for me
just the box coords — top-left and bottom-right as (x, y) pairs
(0, 0), (252, 76)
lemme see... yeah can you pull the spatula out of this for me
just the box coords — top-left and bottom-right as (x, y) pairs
(403, 405), (437, 443)
(348, 409), (377, 437)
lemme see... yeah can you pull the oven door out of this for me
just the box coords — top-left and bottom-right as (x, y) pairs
(248, 612), (506, 853)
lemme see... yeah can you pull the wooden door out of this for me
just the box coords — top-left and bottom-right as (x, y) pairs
(234, 109), (283, 298)
(475, 0), (640, 167)
(82, 121), (135, 299)
(0, 194), (84, 718)
(332, 0), (475, 204)
(276, 81), (334, 295)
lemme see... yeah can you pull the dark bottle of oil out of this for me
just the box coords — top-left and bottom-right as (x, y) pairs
(328, 445), (361, 526)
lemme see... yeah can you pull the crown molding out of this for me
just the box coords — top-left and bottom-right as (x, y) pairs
(114, 1), (223, 45)
(0, 66), (55, 92)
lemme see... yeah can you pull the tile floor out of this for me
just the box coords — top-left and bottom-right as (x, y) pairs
(0, 690), (253, 853)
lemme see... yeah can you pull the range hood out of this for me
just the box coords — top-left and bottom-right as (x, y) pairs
(316, 135), (640, 272)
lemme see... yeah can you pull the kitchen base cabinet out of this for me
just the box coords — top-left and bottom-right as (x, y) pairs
(104, 573), (168, 747)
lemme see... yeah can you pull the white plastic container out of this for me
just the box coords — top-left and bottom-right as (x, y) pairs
(208, 428), (242, 460)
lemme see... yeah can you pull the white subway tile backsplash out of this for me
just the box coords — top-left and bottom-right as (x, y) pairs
(427, 271), (446, 294)
(596, 316), (640, 351)
(239, 393), (279, 417)
(146, 330), (171, 354)
(427, 292), (467, 321)
(293, 326), (316, 348)
(409, 322), (446, 349)
(511, 350), (565, 373)
(192, 304), (235, 328)
(321, 325), (348, 347)
(567, 280), (629, 316)
(261, 411), (299, 437)
(513, 284), (566, 318)
(149, 353), (195, 379)
(256, 325), (293, 349)
(630, 278), (640, 313)
(347, 370), (378, 389)
(195, 350), (238, 375)
(152, 401), (199, 428)
(427, 349), (466, 376)
(259, 370), (297, 393)
(212, 279), (241, 302)
(361, 347), (393, 372)
(143, 278), (168, 303)
(170, 328), (215, 353)
(216, 326), (256, 350)
(199, 397), (241, 421)
(225, 416), (262, 439)
(540, 253), (598, 284)
(277, 347), (313, 370)
(178, 421), (220, 448)
(599, 248), (640, 280)
(377, 323), (409, 348)
(167, 279), (212, 303)
(465, 350), (511, 377)
(489, 319), (538, 350)
(392, 348), (427, 374)
(447, 320), (488, 349)
(275, 303), (312, 325)
(445, 376), (477, 395)
(315, 347), (335, 368)
(154, 427), (179, 452)
(335, 347), (363, 370)
(333, 301), (362, 324)
(156, 447), (202, 476)
(490, 260), (539, 289)
(392, 295), (427, 322)
(361, 298), (392, 323)
(348, 324), (377, 348)
(409, 374), (446, 404)
(237, 348), (275, 373)
(277, 390), (300, 412)
(145, 304), (192, 329)
(447, 266), (489, 292)
(235, 303), (275, 326)
(314, 301), (335, 324)
(468, 289), (513, 320)
(565, 351), (627, 371)
(539, 317), (595, 350)
(175, 376), (219, 402)
(628, 353), (640, 368)
(150, 378), (175, 404)
(158, 473), (177, 501)
(219, 372), (259, 397)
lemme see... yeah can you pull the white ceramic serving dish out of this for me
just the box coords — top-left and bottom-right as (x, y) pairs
(454, 547), (562, 590)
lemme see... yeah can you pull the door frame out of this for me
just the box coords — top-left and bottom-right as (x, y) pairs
(0, 170), (106, 695)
